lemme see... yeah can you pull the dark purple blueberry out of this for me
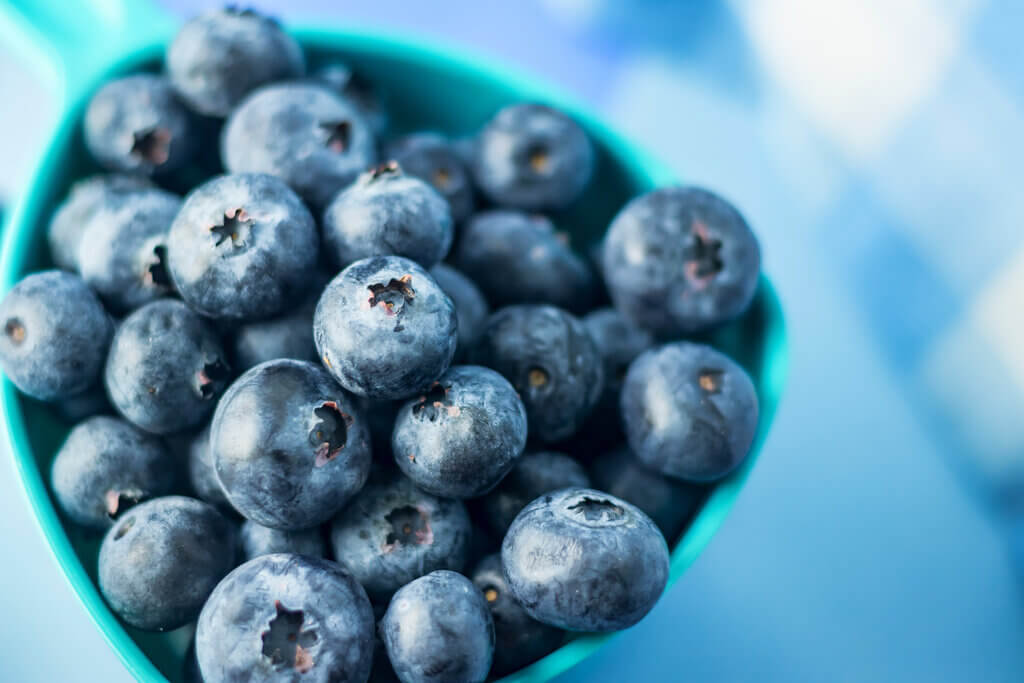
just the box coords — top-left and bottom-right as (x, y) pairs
(482, 451), (590, 537)
(386, 133), (474, 221)
(187, 424), (231, 511)
(582, 307), (654, 393)
(428, 264), (489, 361)
(240, 520), (327, 561)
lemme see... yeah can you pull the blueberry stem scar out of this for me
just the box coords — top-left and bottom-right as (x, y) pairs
(311, 401), (353, 467)
(261, 601), (317, 673)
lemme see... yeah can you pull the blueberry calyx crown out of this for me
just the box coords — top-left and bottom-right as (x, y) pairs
(368, 160), (401, 180)
(411, 382), (459, 422)
(130, 127), (171, 166)
(567, 496), (625, 522)
(682, 219), (724, 283)
(698, 368), (723, 393)
(4, 318), (25, 345)
(261, 601), (317, 674)
(383, 505), (433, 549)
(142, 245), (172, 289)
(319, 120), (352, 153)
(209, 208), (252, 248)
(366, 275), (415, 326)
(196, 358), (230, 399)
(309, 401), (353, 467)
(104, 488), (146, 520)
(525, 143), (550, 174)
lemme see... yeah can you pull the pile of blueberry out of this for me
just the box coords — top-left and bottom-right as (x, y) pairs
(0, 8), (762, 683)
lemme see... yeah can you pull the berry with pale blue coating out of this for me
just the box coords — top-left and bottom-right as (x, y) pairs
(386, 133), (474, 222)
(314, 256), (457, 400)
(380, 570), (494, 683)
(212, 359), (371, 530)
(621, 341), (758, 482)
(0, 270), (113, 401)
(428, 264), (489, 360)
(392, 365), (527, 499)
(501, 487), (668, 632)
(482, 451), (589, 537)
(196, 553), (374, 683)
(187, 424), (231, 511)
(240, 520), (327, 561)
(99, 496), (235, 631)
(582, 307), (654, 393)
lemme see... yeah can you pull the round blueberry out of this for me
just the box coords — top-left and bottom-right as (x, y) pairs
(187, 424), (232, 511)
(392, 365), (527, 499)
(84, 74), (196, 175)
(471, 553), (563, 677)
(312, 63), (388, 137)
(167, 8), (305, 118)
(53, 383), (112, 423)
(590, 446), (706, 541)
(222, 83), (376, 208)
(471, 304), (603, 443)
(230, 296), (319, 372)
(0, 270), (113, 401)
(322, 162), (453, 269)
(601, 186), (760, 335)
(167, 173), (319, 321)
(314, 256), (457, 400)
(329, 475), (470, 602)
(51, 416), (176, 531)
(99, 496), (235, 631)
(482, 451), (590, 537)
(453, 210), (594, 313)
(428, 264), (489, 360)
(104, 299), (230, 434)
(77, 187), (180, 314)
(582, 307), (654, 393)
(240, 520), (327, 561)
(380, 570), (494, 683)
(47, 174), (153, 272)
(621, 341), (758, 482)
(212, 359), (371, 530)
(472, 103), (594, 211)
(196, 553), (374, 682)
(502, 487), (668, 631)
(386, 133), (474, 222)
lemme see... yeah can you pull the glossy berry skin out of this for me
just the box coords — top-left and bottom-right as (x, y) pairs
(622, 342), (758, 482)
(212, 359), (371, 531)
(47, 174), (152, 271)
(482, 451), (590, 537)
(222, 83), (376, 208)
(167, 8), (305, 118)
(314, 256), (457, 400)
(472, 305), (603, 443)
(428, 264), (489, 360)
(471, 553), (563, 677)
(196, 553), (375, 683)
(502, 487), (669, 632)
(602, 187), (760, 335)
(0, 270), (113, 401)
(380, 570), (494, 683)
(167, 173), (319, 321)
(84, 74), (196, 176)
(104, 299), (230, 434)
(313, 63), (388, 137)
(386, 133), (474, 222)
(51, 416), (176, 531)
(472, 103), (594, 211)
(454, 210), (594, 313)
(329, 475), (470, 602)
(392, 365), (527, 499)
(99, 496), (235, 631)
(187, 425), (231, 511)
(582, 307), (654, 393)
(78, 187), (180, 314)
(322, 163), (453, 269)
(240, 520), (327, 561)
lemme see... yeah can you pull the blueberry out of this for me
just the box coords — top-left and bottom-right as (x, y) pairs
(329, 475), (470, 602)
(385, 133), (474, 222)
(167, 8), (305, 118)
(322, 162), (453, 269)
(470, 553), (563, 676)
(482, 451), (590, 537)
(212, 359), (371, 530)
(77, 187), (180, 314)
(427, 264), (489, 360)
(589, 446), (705, 541)
(47, 174), (153, 271)
(380, 570), (494, 683)
(453, 210), (594, 313)
(472, 103), (594, 210)
(187, 424), (232, 511)
(392, 365), (527, 499)
(104, 299), (230, 434)
(314, 256), (457, 400)
(51, 416), (176, 531)
(623, 341), (757, 482)
(84, 74), (196, 175)
(222, 83), (376, 208)
(312, 63), (388, 137)
(99, 496), (235, 631)
(0, 270), (113, 401)
(471, 305), (603, 442)
(601, 187), (760, 335)
(502, 487), (668, 631)
(196, 553), (374, 683)
(54, 384), (113, 423)
(167, 173), (319, 321)
(582, 307), (654, 393)
(240, 520), (327, 561)
(230, 294), (319, 372)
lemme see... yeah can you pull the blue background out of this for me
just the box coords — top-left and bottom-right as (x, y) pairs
(3, 0), (1024, 681)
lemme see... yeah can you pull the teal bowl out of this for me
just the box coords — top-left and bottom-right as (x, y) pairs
(0, 1), (787, 681)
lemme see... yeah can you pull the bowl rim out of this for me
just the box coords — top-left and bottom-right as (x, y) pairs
(0, 25), (788, 683)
